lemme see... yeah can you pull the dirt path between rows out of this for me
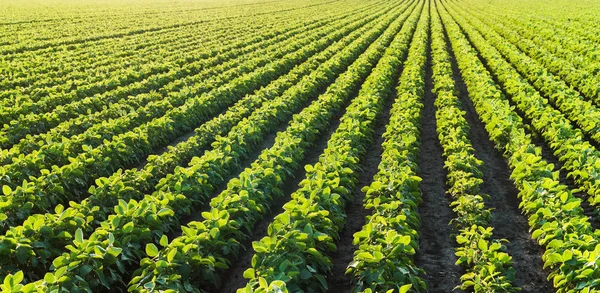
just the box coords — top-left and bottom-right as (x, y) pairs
(414, 44), (464, 293)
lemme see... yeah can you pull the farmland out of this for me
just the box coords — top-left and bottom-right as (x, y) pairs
(1, 0), (600, 292)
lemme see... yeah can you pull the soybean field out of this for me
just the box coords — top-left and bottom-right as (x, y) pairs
(1, 0), (600, 292)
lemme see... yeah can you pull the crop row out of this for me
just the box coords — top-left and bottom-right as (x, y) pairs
(240, 2), (424, 292)
(0, 3), (378, 192)
(0, 1), (385, 103)
(0, 7), (357, 146)
(0, 0), (344, 56)
(439, 1), (600, 291)
(0, 2), (390, 234)
(0, 9), (371, 160)
(130, 4), (417, 291)
(476, 1), (600, 71)
(443, 1), (600, 215)
(1, 20), (262, 93)
(0, 1), (406, 291)
(0, 2), (395, 284)
(430, 5), (518, 292)
(0, 24), (242, 102)
(464, 8), (600, 105)
(345, 2), (428, 292)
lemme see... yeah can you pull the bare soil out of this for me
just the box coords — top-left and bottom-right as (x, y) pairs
(414, 45), (464, 293)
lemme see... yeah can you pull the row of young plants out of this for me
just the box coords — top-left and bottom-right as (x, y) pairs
(1, 0), (385, 69)
(0, 0), (327, 55)
(0, 1), (388, 163)
(439, 2), (600, 292)
(430, 5), (519, 292)
(0, 24), (230, 105)
(0, 7), (381, 233)
(128, 5), (415, 291)
(483, 3), (600, 70)
(344, 3), (428, 293)
(518, 2), (600, 44)
(0, 20), (255, 96)
(0, 11), (215, 56)
(0, 17), (344, 159)
(2, 33), (221, 123)
(0, 5), (403, 291)
(0, 2), (391, 282)
(1, 0), (308, 29)
(238, 3), (423, 292)
(0, 0), (382, 104)
(0, 10), (347, 147)
(542, 16), (600, 46)
(448, 2), (600, 147)
(5, 0), (366, 57)
(462, 7), (600, 106)
(1, 0), (384, 164)
(443, 3), (600, 211)
(0, 0), (331, 81)
(0, 8), (366, 191)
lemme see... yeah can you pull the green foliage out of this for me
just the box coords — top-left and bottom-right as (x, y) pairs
(440, 2), (600, 292)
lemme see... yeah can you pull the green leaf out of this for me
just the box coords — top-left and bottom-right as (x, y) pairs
(357, 252), (374, 260)
(258, 277), (268, 288)
(477, 239), (488, 251)
(15, 247), (28, 264)
(79, 265), (93, 276)
(300, 269), (311, 280)
(209, 227), (220, 239)
(159, 235), (168, 247)
(531, 229), (544, 239)
(14, 271), (24, 284)
(75, 228), (84, 244)
(315, 274), (327, 290)
(44, 273), (55, 284)
(157, 208), (173, 217)
(167, 249), (177, 263)
(563, 201), (579, 211)
(399, 284), (412, 293)
(40, 226), (52, 237)
(243, 268), (255, 279)
(304, 165), (313, 172)
(107, 246), (122, 257)
(201, 211), (212, 220)
(546, 252), (562, 266)
(2, 185), (12, 196)
(562, 249), (573, 261)
(146, 243), (159, 258)
(123, 221), (134, 233)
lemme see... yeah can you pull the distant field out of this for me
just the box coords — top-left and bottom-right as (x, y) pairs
(1, 0), (600, 292)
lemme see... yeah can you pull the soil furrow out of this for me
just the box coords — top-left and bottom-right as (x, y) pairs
(414, 43), (463, 293)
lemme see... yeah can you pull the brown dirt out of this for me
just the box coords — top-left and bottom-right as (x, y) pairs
(414, 43), (464, 293)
